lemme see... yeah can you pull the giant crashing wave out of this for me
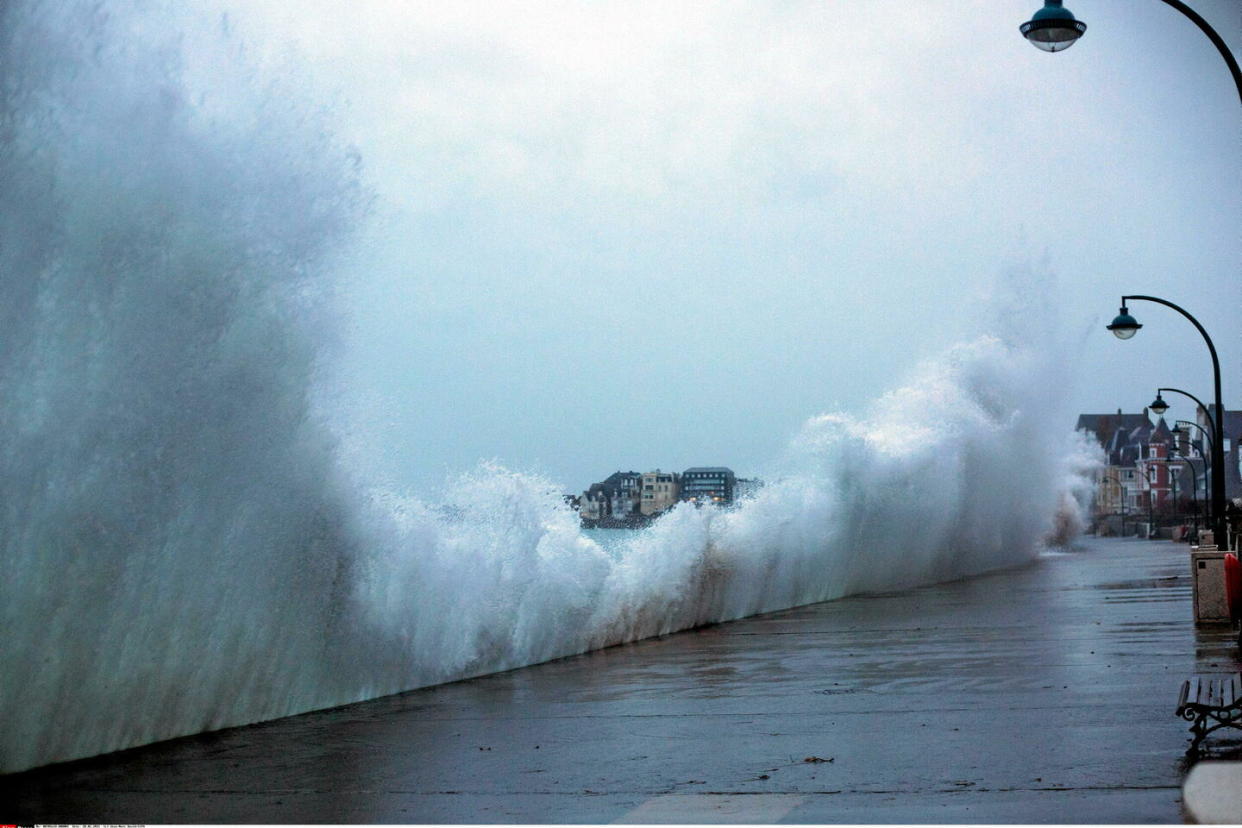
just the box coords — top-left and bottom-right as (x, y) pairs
(0, 0), (1098, 774)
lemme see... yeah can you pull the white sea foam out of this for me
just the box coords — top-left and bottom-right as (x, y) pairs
(0, 0), (1096, 773)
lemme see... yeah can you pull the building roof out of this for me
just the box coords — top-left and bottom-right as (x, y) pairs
(1080, 410), (1190, 469)
(1076, 411), (1151, 451)
(584, 471), (643, 501)
(1127, 420), (1154, 445)
(1206, 406), (1242, 439)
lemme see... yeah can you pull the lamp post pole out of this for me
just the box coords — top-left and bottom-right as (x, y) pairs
(1120, 479), (1127, 537)
(1107, 295), (1227, 544)
(1173, 421), (1213, 525)
(1170, 458), (1178, 521)
(1176, 453), (1203, 535)
(1147, 464), (1156, 537)
(1175, 419), (1215, 457)
(1153, 387), (1218, 518)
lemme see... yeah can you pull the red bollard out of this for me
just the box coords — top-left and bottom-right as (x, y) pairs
(1225, 553), (1241, 622)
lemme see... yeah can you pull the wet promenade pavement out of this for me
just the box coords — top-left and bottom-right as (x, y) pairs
(6, 536), (1241, 824)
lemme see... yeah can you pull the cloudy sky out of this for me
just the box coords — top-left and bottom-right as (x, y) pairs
(227, 0), (1240, 494)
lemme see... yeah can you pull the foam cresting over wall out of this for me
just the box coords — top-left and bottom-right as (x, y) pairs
(0, 0), (1097, 774)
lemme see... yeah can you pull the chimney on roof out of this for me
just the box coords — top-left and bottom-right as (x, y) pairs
(1117, 408), (1122, 416)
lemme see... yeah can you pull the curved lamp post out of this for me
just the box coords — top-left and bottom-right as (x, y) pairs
(1150, 387), (1217, 438)
(1151, 387), (1218, 495)
(1107, 296), (1226, 543)
(1172, 424), (1212, 521)
(1173, 419), (1215, 460)
(1020, 1), (1242, 105)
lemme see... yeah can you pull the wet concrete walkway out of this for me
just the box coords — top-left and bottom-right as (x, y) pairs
(6, 536), (1241, 824)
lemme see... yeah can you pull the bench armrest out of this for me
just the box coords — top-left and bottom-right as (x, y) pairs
(1176, 679), (1191, 715)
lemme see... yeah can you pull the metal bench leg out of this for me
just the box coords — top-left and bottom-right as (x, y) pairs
(1186, 709), (1242, 754)
(1188, 713), (1207, 754)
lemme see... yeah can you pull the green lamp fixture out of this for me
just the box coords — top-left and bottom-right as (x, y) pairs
(1149, 392), (1169, 416)
(1020, 1), (1087, 52)
(1106, 306), (1142, 339)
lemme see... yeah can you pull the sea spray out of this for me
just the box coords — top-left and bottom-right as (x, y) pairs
(350, 331), (1094, 695)
(1, 0), (1095, 774)
(0, 0), (367, 772)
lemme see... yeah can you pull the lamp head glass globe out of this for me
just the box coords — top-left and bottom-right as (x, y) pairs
(1020, 1), (1086, 52)
(1106, 308), (1142, 339)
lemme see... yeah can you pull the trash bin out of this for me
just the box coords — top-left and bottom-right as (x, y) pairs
(1191, 545), (1229, 624)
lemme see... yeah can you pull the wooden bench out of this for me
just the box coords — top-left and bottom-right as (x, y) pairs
(1176, 674), (1242, 753)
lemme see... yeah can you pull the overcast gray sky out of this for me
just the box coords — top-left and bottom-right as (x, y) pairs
(228, 0), (1240, 495)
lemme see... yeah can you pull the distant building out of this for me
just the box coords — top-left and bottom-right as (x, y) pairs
(579, 471), (643, 522)
(1077, 408), (1206, 533)
(1136, 418), (1175, 512)
(1203, 405), (1242, 503)
(680, 466), (736, 505)
(639, 470), (679, 515)
(1078, 409), (1147, 515)
(578, 487), (605, 522)
(579, 466), (757, 525)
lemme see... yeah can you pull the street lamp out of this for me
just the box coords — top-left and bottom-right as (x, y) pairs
(1019, 1), (1242, 103)
(1107, 306), (1141, 340)
(1153, 385), (1218, 464)
(1174, 419), (1214, 461)
(1106, 295), (1227, 545)
(1172, 420), (1215, 526)
(1174, 453), (1204, 535)
(1151, 386), (1217, 429)
(1019, 1), (1087, 52)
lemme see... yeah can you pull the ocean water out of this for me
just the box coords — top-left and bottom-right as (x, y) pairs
(581, 527), (633, 559)
(0, 0), (1099, 774)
